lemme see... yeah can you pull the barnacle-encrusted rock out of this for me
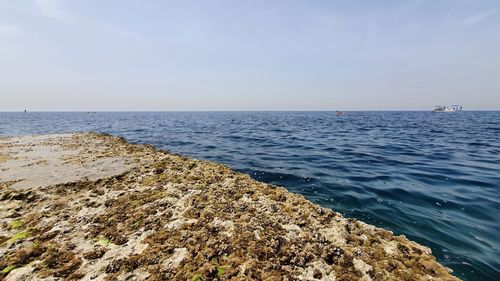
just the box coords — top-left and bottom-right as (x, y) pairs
(0, 133), (459, 280)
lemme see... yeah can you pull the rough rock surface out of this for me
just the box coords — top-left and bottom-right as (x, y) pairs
(0, 133), (459, 280)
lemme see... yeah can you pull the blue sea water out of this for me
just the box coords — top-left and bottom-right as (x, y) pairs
(0, 111), (499, 280)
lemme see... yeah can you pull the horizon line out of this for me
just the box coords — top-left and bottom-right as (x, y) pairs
(1, 109), (499, 112)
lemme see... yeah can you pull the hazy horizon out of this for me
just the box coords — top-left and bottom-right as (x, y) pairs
(1, 0), (499, 111)
(2, 109), (499, 113)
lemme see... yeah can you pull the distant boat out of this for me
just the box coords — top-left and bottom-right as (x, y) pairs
(433, 105), (462, 112)
(336, 111), (345, 116)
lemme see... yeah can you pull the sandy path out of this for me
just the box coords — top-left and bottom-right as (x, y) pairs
(0, 134), (134, 189)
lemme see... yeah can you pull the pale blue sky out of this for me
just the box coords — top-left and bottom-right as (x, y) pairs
(0, 0), (499, 111)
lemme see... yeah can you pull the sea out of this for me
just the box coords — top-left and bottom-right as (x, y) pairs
(1, 111), (499, 280)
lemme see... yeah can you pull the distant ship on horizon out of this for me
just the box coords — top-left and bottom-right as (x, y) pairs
(433, 105), (463, 112)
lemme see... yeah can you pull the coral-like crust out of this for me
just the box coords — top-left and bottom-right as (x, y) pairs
(0, 133), (459, 280)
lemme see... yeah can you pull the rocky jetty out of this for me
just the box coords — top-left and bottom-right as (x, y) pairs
(0, 133), (459, 280)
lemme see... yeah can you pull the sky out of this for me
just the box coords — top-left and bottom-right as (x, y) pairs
(0, 0), (499, 111)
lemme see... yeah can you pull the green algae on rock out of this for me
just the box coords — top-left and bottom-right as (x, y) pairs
(0, 133), (460, 280)
(8, 220), (23, 230)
